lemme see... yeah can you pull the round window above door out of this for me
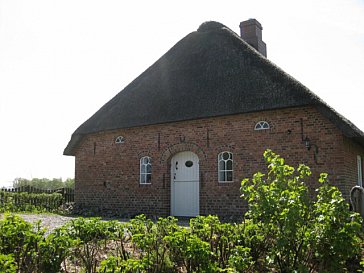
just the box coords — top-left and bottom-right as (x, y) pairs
(185, 160), (193, 167)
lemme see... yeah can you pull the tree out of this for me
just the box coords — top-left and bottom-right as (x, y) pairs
(64, 178), (75, 189)
(12, 178), (74, 190)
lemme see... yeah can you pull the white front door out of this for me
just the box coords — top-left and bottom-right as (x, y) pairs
(171, 151), (199, 217)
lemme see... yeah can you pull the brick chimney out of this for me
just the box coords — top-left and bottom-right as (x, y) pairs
(239, 19), (267, 57)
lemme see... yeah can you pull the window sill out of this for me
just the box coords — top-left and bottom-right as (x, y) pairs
(218, 181), (234, 184)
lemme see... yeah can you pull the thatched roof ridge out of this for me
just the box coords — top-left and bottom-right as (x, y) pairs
(64, 21), (364, 155)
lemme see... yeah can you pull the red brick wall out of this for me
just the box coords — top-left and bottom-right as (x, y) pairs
(341, 137), (364, 194)
(73, 106), (363, 217)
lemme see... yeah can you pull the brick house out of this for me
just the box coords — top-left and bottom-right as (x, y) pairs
(64, 20), (364, 217)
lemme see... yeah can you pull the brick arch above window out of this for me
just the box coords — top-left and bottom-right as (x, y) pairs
(160, 142), (207, 164)
(216, 144), (235, 152)
(137, 150), (152, 158)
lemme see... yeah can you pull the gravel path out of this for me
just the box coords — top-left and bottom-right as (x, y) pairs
(0, 213), (78, 233)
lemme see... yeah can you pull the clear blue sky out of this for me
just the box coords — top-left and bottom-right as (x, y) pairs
(0, 0), (363, 187)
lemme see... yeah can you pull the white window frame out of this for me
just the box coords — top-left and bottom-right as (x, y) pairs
(254, 121), (270, 130)
(115, 136), (125, 144)
(357, 155), (363, 187)
(140, 156), (152, 184)
(218, 151), (233, 183)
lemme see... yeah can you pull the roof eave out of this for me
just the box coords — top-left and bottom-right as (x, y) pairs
(314, 103), (364, 148)
(63, 134), (84, 156)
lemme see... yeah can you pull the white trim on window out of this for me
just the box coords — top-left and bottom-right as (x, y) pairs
(115, 136), (125, 144)
(140, 156), (152, 184)
(357, 155), (363, 187)
(218, 151), (233, 183)
(254, 121), (270, 130)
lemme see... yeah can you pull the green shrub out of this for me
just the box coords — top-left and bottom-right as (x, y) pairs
(190, 216), (240, 269)
(0, 191), (63, 213)
(128, 215), (176, 272)
(164, 227), (216, 273)
(0, 254), (16, 273)
(37, 225), (76, 273)
(310, 173), (362, 271)
(241, 149), (362, 272)
(0, 149), (361, 273)
(228, 245), (253, 272)
(65, 217), (116, 273)
(0, 214), (44, 273)
(108, 220), (131, 261)
(98, 255), (121, 273)
(98, 256), (149, 273)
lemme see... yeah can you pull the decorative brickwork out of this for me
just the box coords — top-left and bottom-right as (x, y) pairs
(73, 106), (364, 217)
(160, 142), (206, 164)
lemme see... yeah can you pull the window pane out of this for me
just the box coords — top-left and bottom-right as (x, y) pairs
(222, 152), (229, 160)
(358, 156), (363, 186)
(219, 171), (225, 182)
(219, 160), (225, 171)
(140, 174), (146, 184)
(226, 160), (232, 170)
(255, 121), (270, 130)
(141, 165), (146, 174)
(146, 174), (151, 184)
(146, 164), (151, 174)
(226, 171), (233, 181)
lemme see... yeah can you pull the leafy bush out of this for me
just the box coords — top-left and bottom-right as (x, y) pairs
(310, 174), (362, 271)
(0, 214), (44, 273)
(98, 256), (149, 273)
(189, 215), (251, 270)
(128, 215), (176, 272)
(0, 254), (16, 273)
(165, 227), (216, 272)
(65, 217), (117, 273)
(0, 191), (63, 213)
(0, 150), (362, 272)
(37, 226), (76, 273)
(241, 149), (362, 272)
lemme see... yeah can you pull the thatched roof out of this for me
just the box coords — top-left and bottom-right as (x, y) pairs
(64, 21), (364, 156)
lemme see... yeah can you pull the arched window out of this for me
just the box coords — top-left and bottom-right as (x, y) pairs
(254, 121), (270, 130)
(140, 156), (152, 184)
(358, 155), (363, 187)
(218, 151), (233, 182)
(115, 136), (125, 144)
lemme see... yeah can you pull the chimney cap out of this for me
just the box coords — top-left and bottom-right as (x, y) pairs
(239, 19), (263, 30)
